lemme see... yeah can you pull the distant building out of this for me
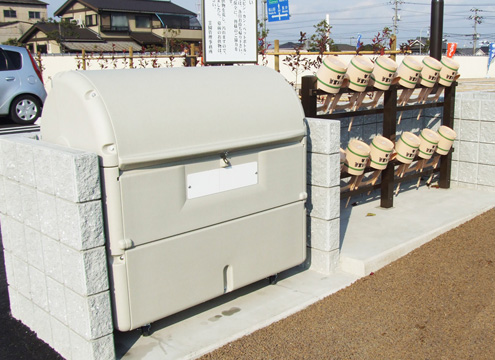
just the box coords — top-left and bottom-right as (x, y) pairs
(408, 38), (427, 54)
(19, 0), (201, 53)
(0, 0), (47, 44)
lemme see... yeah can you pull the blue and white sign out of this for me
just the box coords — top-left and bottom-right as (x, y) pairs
(267, 0), (290, 23)
(488, 43), (495, 73)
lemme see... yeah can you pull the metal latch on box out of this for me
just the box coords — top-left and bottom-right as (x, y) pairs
(220, 151), (231, 167)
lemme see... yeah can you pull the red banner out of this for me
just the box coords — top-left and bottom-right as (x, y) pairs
(446, 43), (457, 58)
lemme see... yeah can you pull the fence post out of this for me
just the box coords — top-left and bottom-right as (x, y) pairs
(191, 43), (197, 67)
(390, 35), (397, 61)
(129, 47), (134, 68)
(274, 39), (280, 72)
(82, 49), (86, 70)
(380, 84), (398, 208)
(301, 75), (317, 117)
(439, 82), (456, 189)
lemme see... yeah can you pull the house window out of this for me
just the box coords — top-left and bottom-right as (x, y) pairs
(157, 14), (190, 29)
(111, 14), (128, 31)
(135, 15), (151, 29)
(36, 44), (48, 54)
(3, 9), (17, 18)
(85, 14), (97, 26)
(29, 11), (41, 19)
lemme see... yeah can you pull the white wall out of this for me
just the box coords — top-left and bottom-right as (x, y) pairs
(38, 54), (495, 93)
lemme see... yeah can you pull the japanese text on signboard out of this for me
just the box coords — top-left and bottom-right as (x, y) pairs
(203, 0), (257, 63)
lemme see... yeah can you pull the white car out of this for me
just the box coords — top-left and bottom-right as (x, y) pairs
(0, 45), (47, 125)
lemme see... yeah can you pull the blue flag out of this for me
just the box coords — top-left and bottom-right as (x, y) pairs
(488, 43), (495, 73)
(356, 34), (362, 51)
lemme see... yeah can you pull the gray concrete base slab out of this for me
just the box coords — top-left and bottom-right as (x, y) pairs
(339, 185), (495, 277)
(115, 269), (359, 359)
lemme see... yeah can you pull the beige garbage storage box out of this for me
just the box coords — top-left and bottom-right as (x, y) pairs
(40, 66), (307, 331)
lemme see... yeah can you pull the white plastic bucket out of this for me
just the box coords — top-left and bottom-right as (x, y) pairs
(419, 56), (442, 87)
(345, 139), (370, 175)
(418, 128), (440, 159)
(316, 56), (347, 94)
(369, 135), (394, 170)
(438, 57), (460, 87)
(397, 57), (423, 89)
(346, 56), (374, 92)
(370, 56), (398, 91)
(340, 148), (346, 171)
(395, 131), (420, 164)
(436, 125), (457, 155)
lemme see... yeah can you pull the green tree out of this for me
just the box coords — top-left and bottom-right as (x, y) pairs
(257, 19), (269, 53)
(41, 18), (80, 53)
(308, 20), (335, 54)
(2, 38), (21, 46)
(257, 19), (269, 66)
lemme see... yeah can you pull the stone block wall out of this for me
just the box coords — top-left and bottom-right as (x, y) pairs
(0, 134), (115, 360)
(305, 118), (341, 273)
(451, 91), (495, 191)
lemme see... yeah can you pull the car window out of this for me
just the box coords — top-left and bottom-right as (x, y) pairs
(0, 50), (7, 71)
(4, 50), (22, 70)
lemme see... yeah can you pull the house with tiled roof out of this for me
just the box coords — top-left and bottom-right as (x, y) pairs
(0, 0), (47, 43)
(19, 0), (201, 53)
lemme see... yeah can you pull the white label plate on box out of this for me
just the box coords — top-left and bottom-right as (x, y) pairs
(187, 162), (258, 199)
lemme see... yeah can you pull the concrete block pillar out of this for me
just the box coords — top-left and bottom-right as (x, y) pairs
(0, 134), (115, 360)
(452, 91), (495, 192)
(305, 118), (341, 274)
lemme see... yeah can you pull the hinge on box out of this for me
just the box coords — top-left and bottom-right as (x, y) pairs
(118, 238), (134, 250)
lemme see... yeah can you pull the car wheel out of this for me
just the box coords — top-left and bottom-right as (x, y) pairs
(9, 95), (41, 125)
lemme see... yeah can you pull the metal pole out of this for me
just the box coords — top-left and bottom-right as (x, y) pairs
(429, 0), (444, 60)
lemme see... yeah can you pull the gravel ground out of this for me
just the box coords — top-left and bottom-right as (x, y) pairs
(200, 208), (495, 360)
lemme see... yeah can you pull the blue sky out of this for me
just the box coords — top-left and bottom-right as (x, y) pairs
(47, 0), (495, 49)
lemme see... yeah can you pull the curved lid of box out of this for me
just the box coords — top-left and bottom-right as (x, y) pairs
(41, 66), (306, 169)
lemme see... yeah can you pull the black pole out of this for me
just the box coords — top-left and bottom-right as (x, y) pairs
(430, 0), (444, 60)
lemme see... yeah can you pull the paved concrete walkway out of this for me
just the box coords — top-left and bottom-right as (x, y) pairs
(115, 184), (495, 359)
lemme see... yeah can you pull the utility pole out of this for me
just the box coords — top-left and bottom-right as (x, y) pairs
(326, 14), (330, 51)
(391, 0), (403, 36)
(469, 8), (483, 55)
(262, 0), (267, 36)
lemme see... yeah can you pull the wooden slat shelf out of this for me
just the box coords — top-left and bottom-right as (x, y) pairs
(301, 75), (456, 208)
